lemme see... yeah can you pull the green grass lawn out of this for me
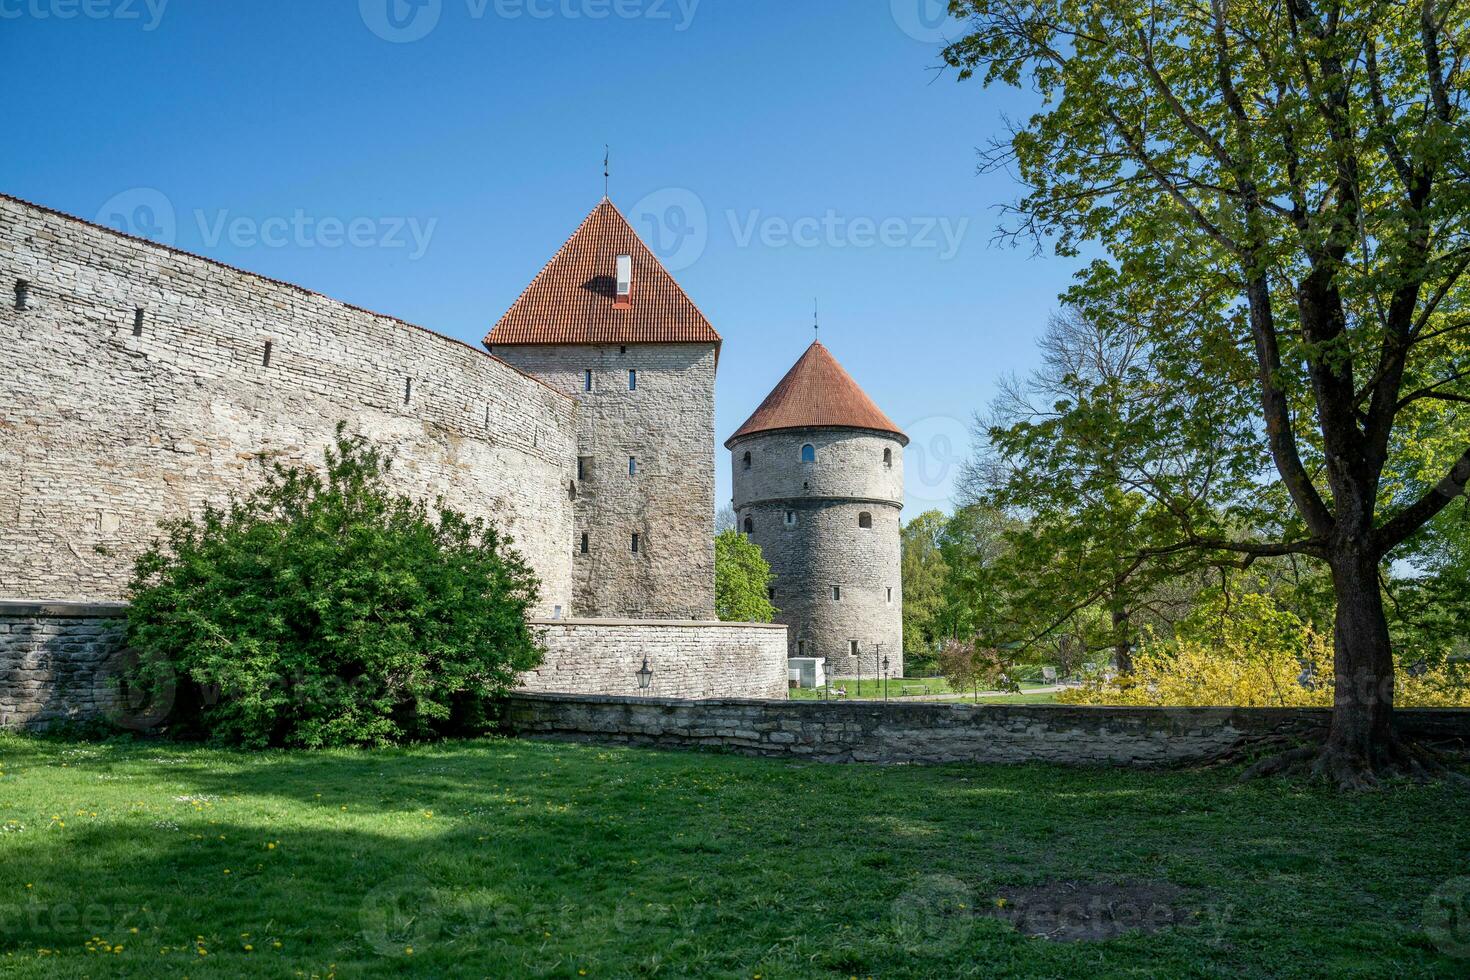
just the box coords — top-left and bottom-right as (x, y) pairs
(1, 732), (1466, 978)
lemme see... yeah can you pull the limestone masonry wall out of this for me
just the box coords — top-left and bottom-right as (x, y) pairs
(0, 195), (577, 615)
(731, 428), (904, 676)
(521, 619), (788, 700)
(0, 605), (790, 728)
(493, 344), (718, 620)
(0, 601), (129, 729)
(505, 693), (1470, 767)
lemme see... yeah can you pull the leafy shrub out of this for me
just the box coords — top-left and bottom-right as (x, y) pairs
(936, 638), (1019, 696)
(1058, 593), (1470, 708)
(714, 529), (776, 623)
(125, 427), (544, 748)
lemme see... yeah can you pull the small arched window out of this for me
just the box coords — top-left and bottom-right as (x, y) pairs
(858, 512), (873, 529)
(883, 448), (892, 468)
(742, 451), (751, 471)
(801, 444), (815, 463)
(743, 516), (754, 534)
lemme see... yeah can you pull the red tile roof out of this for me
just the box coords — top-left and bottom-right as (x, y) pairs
(485, 198), (720, 348)
(726, 341), (907, 447)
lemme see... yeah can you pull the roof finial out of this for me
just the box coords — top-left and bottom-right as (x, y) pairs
(813, 297), (819, 341)
(603, 145), (610, 199)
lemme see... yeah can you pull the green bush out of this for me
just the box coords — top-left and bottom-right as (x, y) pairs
(714, 529), (776, 623)
(124, 426), (544, 748)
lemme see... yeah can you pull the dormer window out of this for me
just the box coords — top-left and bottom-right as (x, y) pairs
(615, 254), (632, 307)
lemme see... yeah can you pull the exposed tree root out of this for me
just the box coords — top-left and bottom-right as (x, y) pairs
(1232, 733), (1470, 791)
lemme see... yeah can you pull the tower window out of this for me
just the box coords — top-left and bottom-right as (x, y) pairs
(628, 456), (637, 476)
(584, 369), (593, 392)
(801, 444), (815, 463)
(832, 585), (841, 601)
(849, 640), (859, 657)
(628, 369), (637, 390)
(261, 340), (272, 367)
(797, 639), (806, 656)
(580, 532), (589, 554)
(768, 587), (776, 602)
(132, 307), (145, 336)
(883, 448), (892, 468)
(404, 378), (413, 404)
(620, 345), (627, 354)
(631, 532), (640, 554)
(13, 280), (29, 311)
(887, 587), (893, 603)
(742, 451), (751, 471)
(858, 512), (873, 529)
(784, 510), (796, 527)
(577, 456), (589, 481)
(743, 516), (753, 534)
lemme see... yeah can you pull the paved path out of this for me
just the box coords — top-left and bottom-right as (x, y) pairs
(819, 685), (1068, 702)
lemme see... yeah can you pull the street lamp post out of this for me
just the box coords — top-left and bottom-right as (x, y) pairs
(882, 653), (890, 703)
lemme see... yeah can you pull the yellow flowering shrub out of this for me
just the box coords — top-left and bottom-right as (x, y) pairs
(1058, 593), (1470, 708)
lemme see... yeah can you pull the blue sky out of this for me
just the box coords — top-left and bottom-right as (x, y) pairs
(1, 0), (1082, 515)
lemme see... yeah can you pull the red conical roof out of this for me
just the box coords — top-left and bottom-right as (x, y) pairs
(485, 198), (720, 348)
(726, 341), (907, 447)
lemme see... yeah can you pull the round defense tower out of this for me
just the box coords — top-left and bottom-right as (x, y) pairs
(727, 342), (906, 679)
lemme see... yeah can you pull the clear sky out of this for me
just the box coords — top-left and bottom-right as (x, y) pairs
(1, 0), (1082, 515)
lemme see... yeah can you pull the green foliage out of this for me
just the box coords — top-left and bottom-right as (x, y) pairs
(900, 511), (950, 663)
(944, 1), (1470, 736)
(124, 426), (544, 748)
(935, 638), (1020, 696)
(714, 529), (776, 623)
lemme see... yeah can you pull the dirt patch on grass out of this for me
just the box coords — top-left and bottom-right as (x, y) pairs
(983, 880), (1198, 942)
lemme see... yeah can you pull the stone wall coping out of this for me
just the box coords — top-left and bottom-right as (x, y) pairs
(530, 618), (788, 630)
(504, 691), (1470, 723)
(0, 599), (130, 619)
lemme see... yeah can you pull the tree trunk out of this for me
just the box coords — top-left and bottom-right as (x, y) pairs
(1110, 590), (1134, 674)
(1324, 545), (1396, 764)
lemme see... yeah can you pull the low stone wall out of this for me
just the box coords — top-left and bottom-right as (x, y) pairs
(0, 600), (129, 729)
(0, 603), (792, 729)
(520, 619), (789, 701)
(504, 693), (1470, 767)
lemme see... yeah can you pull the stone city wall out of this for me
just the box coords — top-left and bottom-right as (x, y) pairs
(0, 601), (130, 729)
(504, 693), (1470, 767)
(0, 193), (577, 616)
(521, 619), (789, 700)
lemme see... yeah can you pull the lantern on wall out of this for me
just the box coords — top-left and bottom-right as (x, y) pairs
(637, 657), (654, 693)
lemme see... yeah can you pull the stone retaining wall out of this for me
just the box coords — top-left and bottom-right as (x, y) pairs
(521, 619), (789, 700)
(503, 692), (1470, 767)
(0, 604), (792, 728)
(0, 600), (129, 729)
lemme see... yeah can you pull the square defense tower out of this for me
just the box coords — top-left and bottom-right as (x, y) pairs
(487, 199), (719, 620)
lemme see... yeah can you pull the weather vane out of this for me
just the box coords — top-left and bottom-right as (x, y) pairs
(603, 145), (610, 198)
(813, 297), (819, 339)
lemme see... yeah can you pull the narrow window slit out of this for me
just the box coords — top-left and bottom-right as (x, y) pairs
(13, 280), (29, 311)
(261, 340), (272, 367)
(404, 378), (413, 404)
(132, 308), (145, 336)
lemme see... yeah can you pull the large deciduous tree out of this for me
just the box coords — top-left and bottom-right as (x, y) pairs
(945, 0), (1470, 785)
